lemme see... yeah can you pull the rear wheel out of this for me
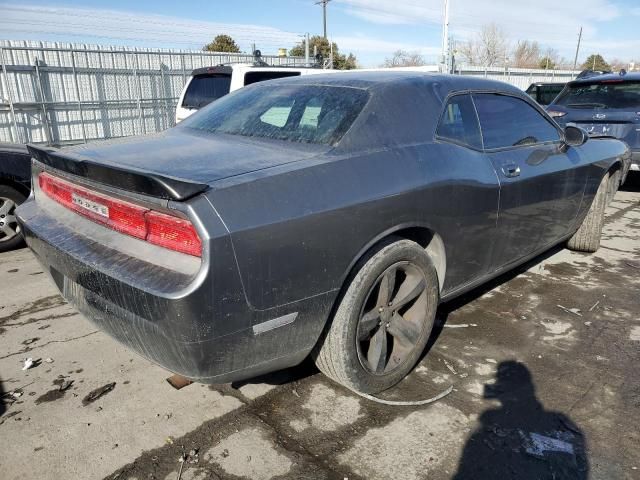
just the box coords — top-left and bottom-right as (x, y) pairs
(567, 173), (608, 253)
(313, 238), (439, 394)
(0, 185), (26, 253)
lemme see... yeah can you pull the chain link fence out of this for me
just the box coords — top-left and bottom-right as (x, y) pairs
(0, 40), (305, 146)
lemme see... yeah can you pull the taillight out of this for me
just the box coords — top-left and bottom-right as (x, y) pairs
(547, 110), (567, 118)
(146, 210), (201, 257)
(38, 172), (202, 257)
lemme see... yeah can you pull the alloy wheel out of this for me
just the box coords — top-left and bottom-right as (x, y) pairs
(356, 261), (429, 375)
(0, 197), (20, 243)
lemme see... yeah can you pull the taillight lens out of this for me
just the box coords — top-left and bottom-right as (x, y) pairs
(146, 210), (201, 257)
(38, 172), (202, 257)
(547, 110), (567, 118)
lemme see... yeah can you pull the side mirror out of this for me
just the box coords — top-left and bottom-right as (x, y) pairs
(564, 125), (588, 147)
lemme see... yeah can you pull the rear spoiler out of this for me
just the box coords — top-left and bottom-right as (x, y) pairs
(27, 144), (208, 201)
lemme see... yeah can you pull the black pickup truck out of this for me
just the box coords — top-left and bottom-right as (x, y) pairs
(0, 143), (31, 252)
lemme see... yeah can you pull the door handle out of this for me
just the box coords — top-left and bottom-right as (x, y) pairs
(501, 164), (521, 178)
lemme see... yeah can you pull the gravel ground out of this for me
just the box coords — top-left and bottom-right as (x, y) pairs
(1, 184), (639, 480)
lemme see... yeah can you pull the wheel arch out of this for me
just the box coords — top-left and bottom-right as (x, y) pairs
(0, 176), (30, 198)
(340, 224), (447, 295)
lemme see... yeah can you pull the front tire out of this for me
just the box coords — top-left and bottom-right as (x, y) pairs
(567, 173), (609, 253)
(0, 185), (26, 253)
(313, 238), (439, 394)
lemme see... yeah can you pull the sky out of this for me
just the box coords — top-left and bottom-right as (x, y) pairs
(1, 0), (639, 67)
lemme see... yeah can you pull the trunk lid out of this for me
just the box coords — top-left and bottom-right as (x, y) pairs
(28, 129), (328, 200)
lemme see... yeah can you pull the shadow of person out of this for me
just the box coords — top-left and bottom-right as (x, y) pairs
(453, 361), (589, 480)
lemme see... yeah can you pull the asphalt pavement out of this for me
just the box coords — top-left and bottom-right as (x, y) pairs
(1, 184), (639, 480)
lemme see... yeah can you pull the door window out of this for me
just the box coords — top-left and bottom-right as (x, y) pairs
(473, 94), (560, 149)
(436, 94), (482, 149)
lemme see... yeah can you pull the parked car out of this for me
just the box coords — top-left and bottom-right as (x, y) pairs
(175, 63), (333, 123)
(525, 82), (565, 106)
(547, 70), (640, 173)
(0, 143), (31, 252)
(18, 72), (630, 393)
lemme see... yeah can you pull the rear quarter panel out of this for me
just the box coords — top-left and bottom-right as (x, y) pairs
(207, 142), (500, 312)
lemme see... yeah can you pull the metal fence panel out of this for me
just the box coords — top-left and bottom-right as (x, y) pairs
(1, 40), (583, 146)
(454, 65), (579, 90)
(0, 40), (306, 145)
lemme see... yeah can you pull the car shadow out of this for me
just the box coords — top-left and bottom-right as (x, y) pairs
(452, 361), (589, 479)
(424, 243), (565, 357)
(621, 172), (640, 193)
(230, 358), (318, 390)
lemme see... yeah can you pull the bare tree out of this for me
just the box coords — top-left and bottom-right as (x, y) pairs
(458, 40), (480, 65)
(513, 40), (541, 68)
(609, 58), (629, 71)
(382, 50), (427, 68)
(459, 23), (508, 67)
(478, 23), (509, 66)
(539, 48), (560, 69)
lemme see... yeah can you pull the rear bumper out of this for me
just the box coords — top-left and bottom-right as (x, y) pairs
(17, 192), (332, 383)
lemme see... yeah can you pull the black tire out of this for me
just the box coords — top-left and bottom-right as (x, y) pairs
(313, 238), (439, 394)
(606, 169), (621, 205)
(567, 173), (608, 253)
(0, 184), (26, 253)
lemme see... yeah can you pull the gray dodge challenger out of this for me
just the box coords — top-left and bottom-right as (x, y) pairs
(17, 72), (630, 393)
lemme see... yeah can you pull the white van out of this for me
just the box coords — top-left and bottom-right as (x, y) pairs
(175, 64), (333, 123)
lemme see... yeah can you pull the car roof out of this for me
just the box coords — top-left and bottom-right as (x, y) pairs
(570, 71), (640, 84)
(267, 70), (524, 95)
(190, 64), (324, 76)
(245, 70), (533, 153)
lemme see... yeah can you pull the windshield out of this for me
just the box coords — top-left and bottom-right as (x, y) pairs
(554, 80), (640, 109)
(182, 74), (232, 109)
(180, 84), (369, 145)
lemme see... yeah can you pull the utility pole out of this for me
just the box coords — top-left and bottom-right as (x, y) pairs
(441, 0), (450, 72)
(572, 26), (582, 73)
(305, 33), (310, 67)
(315, 0), (331, 39)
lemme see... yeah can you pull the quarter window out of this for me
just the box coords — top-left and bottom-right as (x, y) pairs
(473, 93), (560, 149)
(436, 94), (482, 149)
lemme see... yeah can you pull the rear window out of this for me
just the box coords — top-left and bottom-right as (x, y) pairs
(182, 74), (232, 109)
(554, 80), (640, 109)
(180, 85), (369, 145)
(537, 85), (564, 105)
(244, 71), (301, 86)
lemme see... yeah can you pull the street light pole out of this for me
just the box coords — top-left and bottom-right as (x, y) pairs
(315, 0), (332, 39)
(441, 0), (450, 72)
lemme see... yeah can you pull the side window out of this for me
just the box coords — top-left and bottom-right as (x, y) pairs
(244, 71), (301, 86)
(436, 94), (482, 149)
(473, 93), (560, 149)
